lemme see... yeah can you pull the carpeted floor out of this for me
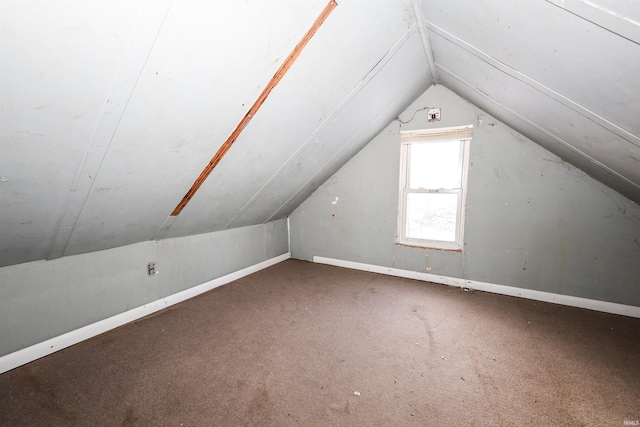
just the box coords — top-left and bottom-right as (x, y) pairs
(1, 259), (639, 426)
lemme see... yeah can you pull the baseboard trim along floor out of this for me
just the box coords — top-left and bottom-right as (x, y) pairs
(313, 256), (640, 319)
(0, 252), (291, 375)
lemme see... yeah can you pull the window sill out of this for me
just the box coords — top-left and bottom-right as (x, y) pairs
(395, 241), (463, 252)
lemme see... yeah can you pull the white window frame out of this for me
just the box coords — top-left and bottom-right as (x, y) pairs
(397, 125), (472, 251)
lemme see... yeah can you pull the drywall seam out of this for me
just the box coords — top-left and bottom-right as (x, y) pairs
(46, 0), (174, 260)
(228, 24), (419, 229)
(313, 256), (640, 318)
(263, 30), (425, 225)
(436, 64), (640, 193)
(425, 20), (640, 149)
(0, 252), (290, 375)
(544, 0), (640, 45)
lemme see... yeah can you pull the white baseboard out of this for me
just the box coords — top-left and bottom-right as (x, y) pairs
(0, 252), (291, 375)
(313, 256), (640, 319)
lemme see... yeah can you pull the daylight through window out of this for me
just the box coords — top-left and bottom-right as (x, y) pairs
(397, 125), (472, 250)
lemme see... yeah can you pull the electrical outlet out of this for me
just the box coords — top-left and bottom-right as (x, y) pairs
(147, 261), (158, 276)
(427, 108), (441, 122)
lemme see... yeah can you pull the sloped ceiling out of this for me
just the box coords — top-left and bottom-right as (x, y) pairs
(0, 0), (433, 267)
(419, 0), (640, 204)
(1, 0), (638, 269)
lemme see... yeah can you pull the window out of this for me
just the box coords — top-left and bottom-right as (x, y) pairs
(397, 125), (472, 250)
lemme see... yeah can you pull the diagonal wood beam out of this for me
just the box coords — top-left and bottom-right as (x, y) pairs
(170, 0), (338, 217)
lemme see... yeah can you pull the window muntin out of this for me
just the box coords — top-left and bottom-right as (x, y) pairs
(398, 126), (471, 250)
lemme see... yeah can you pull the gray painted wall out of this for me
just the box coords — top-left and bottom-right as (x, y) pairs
(290, 85), (640, 307)
(0, 219), (288, 357)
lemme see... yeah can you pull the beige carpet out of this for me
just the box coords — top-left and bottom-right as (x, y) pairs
(1, 259), (639, 426)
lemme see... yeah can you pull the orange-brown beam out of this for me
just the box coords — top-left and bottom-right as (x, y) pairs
(170, 0), (338, 217)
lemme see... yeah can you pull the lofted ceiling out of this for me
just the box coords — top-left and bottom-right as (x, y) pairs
(1, 0), (638, 268)
(421, 0), (640, 207)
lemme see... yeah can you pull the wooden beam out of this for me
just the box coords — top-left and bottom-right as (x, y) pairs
(170, 0), (338, 217)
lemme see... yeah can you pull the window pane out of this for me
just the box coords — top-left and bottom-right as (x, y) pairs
(409, 141), (462, 189)
(405, 192), (458, 242)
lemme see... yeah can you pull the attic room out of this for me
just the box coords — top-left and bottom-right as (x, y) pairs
(1, 0), (639, 425)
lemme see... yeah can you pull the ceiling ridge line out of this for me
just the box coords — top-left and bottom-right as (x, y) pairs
(436, 64), (640, 193)
(45, 0), (175, 261)
(410, 0), (438, 84)
(225, 24), (419, 229)
(425, 20), (640, 149)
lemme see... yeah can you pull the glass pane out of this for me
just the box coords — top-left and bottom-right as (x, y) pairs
(405, 192), (458, 242)
(409, 141), (462, 189)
